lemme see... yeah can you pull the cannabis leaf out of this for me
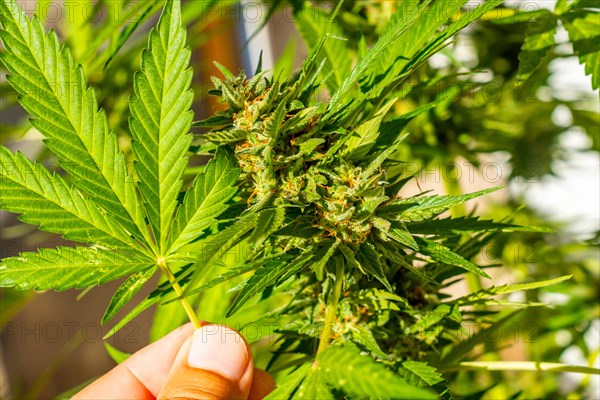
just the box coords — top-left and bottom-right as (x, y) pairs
(399, 360), (445, 387)
(0, 0), (147, 243)
(2, 0), (595, 398)
(561, 9), (600, 90)
(294, 2), (351, 93)
(450, 275), (572, 306)
(440, 310), (524, 364)
(380, 187), (502, 222)
(129, 0), (194, 250)
(168, 148), (240, 253)
(102, 267), (157, 324)
(328, 0), (434, 111)
(0, 0), (238, 329)
(0, 148), (137, 250)
(264, 364), (311, 400)
(317, 344), (436, 399)
(342, 98), (397, 161)
(516, 11), (557, 84)
(0, 246), (153, 291)
(417, 238), (491, 279)
(294, 370), (332, 399)
(227, 252), (311, 316)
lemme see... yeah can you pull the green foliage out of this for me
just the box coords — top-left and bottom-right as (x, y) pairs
(0, 0), (239, 327)
(450, 275), (572, 306)
(382, 187), (502, 221)
(516, 11), (557, 84)
(496, 1), (600, 90)
(0, 246), (152, 291)
(129, 0), (194, 250)
(1, 0), (599, 398)
(558, 0), (600, 89)
(169, 148), (240, 253)
(399, 360), (445, 387)
(104, 343), (131, 364)
(317, 344), (436, 399)
(0, 148), (138, 250)
(0, 0), (147, 242)
(417, 237), (491, 279)
(102, 267), (157, 324)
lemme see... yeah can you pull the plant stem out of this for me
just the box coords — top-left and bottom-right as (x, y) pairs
(157, 257), (201, 329)
(316, 256), (345, 356)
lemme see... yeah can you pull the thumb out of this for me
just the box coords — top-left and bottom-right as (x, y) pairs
(158, 324), (254, 400)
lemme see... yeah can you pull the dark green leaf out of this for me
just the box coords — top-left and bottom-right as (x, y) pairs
(318, 344), (436, 399)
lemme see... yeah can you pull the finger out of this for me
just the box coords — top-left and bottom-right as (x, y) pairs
(158, 324), (254, 400)
(248, 368), (276, 400)
(73, 323), (194, 400)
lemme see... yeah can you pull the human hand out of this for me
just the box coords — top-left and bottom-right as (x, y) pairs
(73, 324), (275, 400)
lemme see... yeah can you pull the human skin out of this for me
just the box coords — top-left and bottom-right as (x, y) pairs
(73, 323), (275, 400)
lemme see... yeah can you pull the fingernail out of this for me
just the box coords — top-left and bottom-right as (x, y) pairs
(187, 325), (249, 381)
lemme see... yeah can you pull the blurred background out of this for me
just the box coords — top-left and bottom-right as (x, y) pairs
(0, 0), (598, 398)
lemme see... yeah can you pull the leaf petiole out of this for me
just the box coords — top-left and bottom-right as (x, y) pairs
(157, 257), (201, 329)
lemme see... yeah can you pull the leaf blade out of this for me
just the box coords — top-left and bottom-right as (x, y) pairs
(0, 147), (139, 250)
(227, 252), (311, 317)
(318, 344), (436, 399)
(418, 238), (490, 279)
(381, 187), (503, 222)
(102, 267), (157, 324)
(169, 148), (240, 253)
(562, 10), (600, 89)
(129, 0), (194, 249)
(516, 11), (558, 84)
(0, 246), (153, 291)
(0, 0), (147, 243)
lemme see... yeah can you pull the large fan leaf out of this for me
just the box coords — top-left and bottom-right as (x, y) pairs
(293, 370), (333, 399)
(264, 364), (311, 400)
(0, 0), (147, 243)
(408, 216), (552, 235)
(0, 147), (139, 250)
(129, 0), (194, 250)
(0, 246), (153, 290)
(318, 344), (436, 399)
(168, 148), (240, 253)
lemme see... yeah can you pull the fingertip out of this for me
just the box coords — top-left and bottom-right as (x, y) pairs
(248, 369), (276, 400)
(158, 324), (255, 400)
(73, 323), (195, 399)
(187, 326), (251, 382)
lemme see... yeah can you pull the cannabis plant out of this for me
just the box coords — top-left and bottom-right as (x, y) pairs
(1, 0), (598, 398)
